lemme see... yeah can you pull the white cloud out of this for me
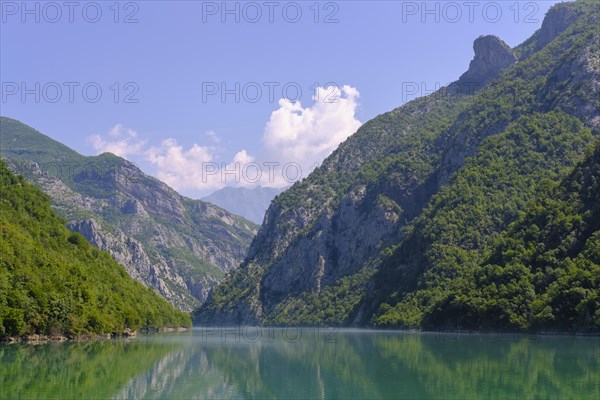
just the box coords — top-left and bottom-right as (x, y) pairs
(107, 123), (138, 138)
(261, 85), (361, 182)
(232, 149), (254, 164)
(86, 84), (362, 193)
(145, 139), (219, 191)
(89, 124), (145, 158)
(144, 140), (261, 191)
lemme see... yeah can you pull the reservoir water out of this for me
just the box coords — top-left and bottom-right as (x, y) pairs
(1, 328), (598, 399)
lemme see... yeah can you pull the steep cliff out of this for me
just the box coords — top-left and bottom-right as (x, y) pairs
(455, 35), (517, 90)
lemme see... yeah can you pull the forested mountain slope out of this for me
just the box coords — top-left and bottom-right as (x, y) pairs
(370, 124), (600, 332)
(0, 117), (257, 311)
(0, 161), (190, 339)
(196, 0), (599, 332)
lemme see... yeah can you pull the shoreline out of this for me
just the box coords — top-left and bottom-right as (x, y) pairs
(1, 327), (190, 344)
(192, 324), (600, 337)
(4, 326), (597, 343)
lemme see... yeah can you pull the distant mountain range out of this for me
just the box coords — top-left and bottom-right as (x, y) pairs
(196, 1), (600, 333)
(0, 117), (258, 311)
(202, 186), (286, 224)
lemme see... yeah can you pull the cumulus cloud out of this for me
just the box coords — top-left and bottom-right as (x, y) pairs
(144, 141), (260, 191)
(87, 85), (361, 193)
(261, 85), (361, 185)
(145, 139), (217, 190)
(232, 149), (254, 164)
(89, 124), (146, 158)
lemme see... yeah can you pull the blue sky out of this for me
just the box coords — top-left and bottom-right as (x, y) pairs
(1, 0), (563, 196)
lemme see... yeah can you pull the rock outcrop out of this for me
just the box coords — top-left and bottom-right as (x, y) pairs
(66, 218), (192, 307)
(535, 3), (577, 51)
(455, 35), (517, 92)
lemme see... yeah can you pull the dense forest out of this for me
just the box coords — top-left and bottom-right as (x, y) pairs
(372, 133), (600, 332)
(0, 161), (190, 339)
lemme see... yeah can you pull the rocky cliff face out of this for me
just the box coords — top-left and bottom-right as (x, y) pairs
(65, 219), (192, 306)
(1, 137), (258, 311)
(195, 1), (599, 326)
(259, 186), (402, 307)
(455, 35), (517, 90)
(536, 2), (578, 51)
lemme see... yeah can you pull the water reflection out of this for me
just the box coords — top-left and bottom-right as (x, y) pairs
(0, 339), (179, 399)
(1, 330), (598, 399)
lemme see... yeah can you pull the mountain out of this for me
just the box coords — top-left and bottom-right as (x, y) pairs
(195, 0), (600, 333)
(0, 160), (190, 339)
(202, 186), (286, 224)
(0, 117), (258, 311)
(368, 121), (600, 332)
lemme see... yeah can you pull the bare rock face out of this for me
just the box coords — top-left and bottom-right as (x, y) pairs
(456, 35), (517, 91)
(67, 219), (106, 248)
(259, 186), (403, 310)
(66, 218), (195, 309)
(536, 3), (576, 51)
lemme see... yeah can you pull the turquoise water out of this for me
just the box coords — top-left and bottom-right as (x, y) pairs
(1, 328), (598, 399)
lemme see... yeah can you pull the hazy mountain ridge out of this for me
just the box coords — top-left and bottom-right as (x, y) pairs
(202, 186), (286, 224)
(0, 117), (258, 311)
(196, 1), (600, 332)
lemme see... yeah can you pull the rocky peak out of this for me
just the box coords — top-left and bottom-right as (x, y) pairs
(455, 35), (517, 92)
(536, 3), (576, 51)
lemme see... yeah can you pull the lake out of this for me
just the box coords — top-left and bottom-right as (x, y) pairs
(1, 328), (598, 399)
